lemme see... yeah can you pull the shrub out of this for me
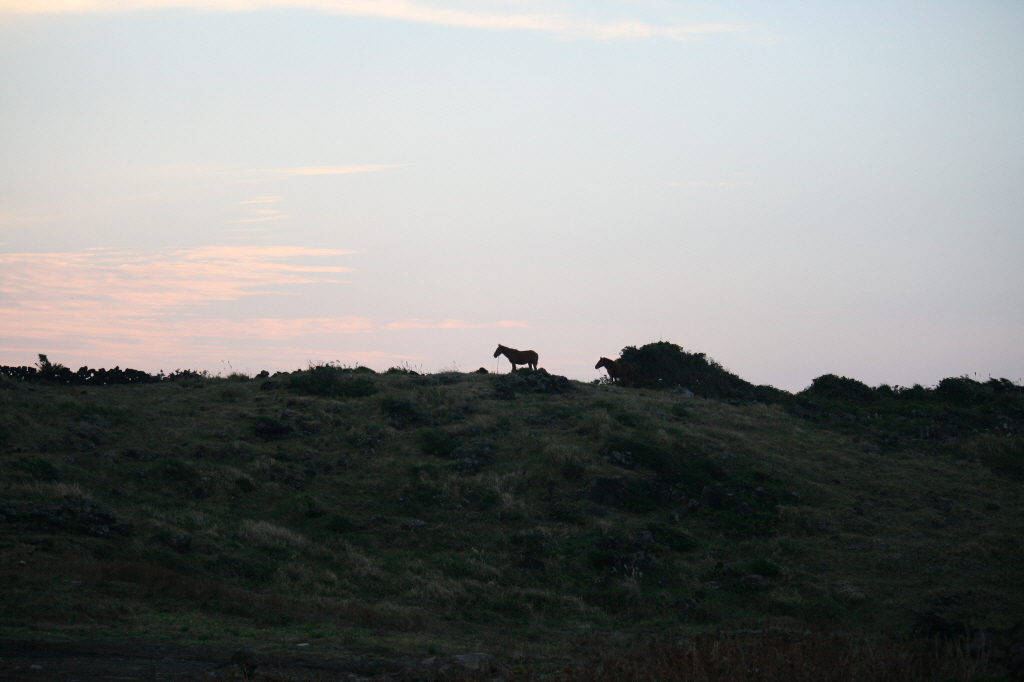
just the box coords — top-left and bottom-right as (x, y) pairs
(802, 374), (877, 403)
(749, 558), (783, 577)
(645, 523), (699, 552)
(253, 416), (293, 440)
(420, 429), (461, 458)
(619, 341), (782, 401)
(11, 456), (60, 482)
(1, 354), (162, 386)
(287, 363), (377, 398)
(602, 436), (722, 489)
(381, 398), (427, 428)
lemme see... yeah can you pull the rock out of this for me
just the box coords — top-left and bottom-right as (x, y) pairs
(1, 497), (132, 537)
(450, 439), (494, 474)
(669, 386), (695, 397)
(677, 597), (701, 614)
(687, 498), (701, 512)
(516, 557), (545, 571)
(832, 581), (867, 603)
(475, 367), (489, 374)
(590, 476), (658, 512)
(402, 519), (426, 530)
(740, 574), (773, 589)
(304, 497), (327, 518)
(632, 529), (655, 549)
(231, 648), (259, 678)
(494, 368), (572, 398)
(700, 486), (731, 511)
(235, 477), (256, 493)
(969, 629), (992, 656)
(453, 653), (497, 672)
(609, 450), (634, 467)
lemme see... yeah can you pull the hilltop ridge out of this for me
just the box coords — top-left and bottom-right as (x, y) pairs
(0, 354), (1022, 678)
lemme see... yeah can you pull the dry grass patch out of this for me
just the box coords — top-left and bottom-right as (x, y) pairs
(239, 520), (307, 548)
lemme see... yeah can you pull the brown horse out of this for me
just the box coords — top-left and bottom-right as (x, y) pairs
(494, 344), (538, 371)
(596, 357), (633, 386)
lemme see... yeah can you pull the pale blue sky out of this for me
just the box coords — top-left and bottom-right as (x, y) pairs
(1, 1), (1022, 389)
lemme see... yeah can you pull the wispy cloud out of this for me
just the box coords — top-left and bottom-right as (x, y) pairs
(0, 245), (371, 368)
(0, 0), (747, 42)
(238, 196), (285, 204)
(268, 164), (407, 175)
(0, 245), (354, 317)
(0, 246), (532, 372)
(385, 318), (530, 329)
(175, 316), (374, 338)
(668, 180), (761, 188)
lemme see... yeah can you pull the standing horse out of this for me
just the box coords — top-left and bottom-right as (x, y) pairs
(494, 345), (538, 371)
(596, 357), (633, 386)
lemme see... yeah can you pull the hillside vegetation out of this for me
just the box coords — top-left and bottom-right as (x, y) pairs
(1, 349), (1022, 679)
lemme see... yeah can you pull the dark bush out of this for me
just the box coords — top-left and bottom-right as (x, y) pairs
(161, 459), (200, 483)
(420, 429), (461, 458)
(590, 476), (658, 513)
(287, 364), (377, 398)
(253, 416), (293, 440)
(494, 368), (572, 397)
(645, 523), (699, 552)
(0, 354), (161, 386)
(979, 439), (1024, 481)
(381, 398), (427, 428)
(602, 436), (722, 490)
(11, 456), (60, 482)
(619, 341), (783, 401)
(802, 374), (877, 403)
(326, 515), (358, 533)
(549, 501), (587, 525)
(749, 558), (783, 577)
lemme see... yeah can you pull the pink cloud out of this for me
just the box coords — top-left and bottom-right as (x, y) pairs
(0, 246), (536, 372)
(385, 318), (531, 330)
(0, 246), (354, 312)
(0, 246), (366, 367)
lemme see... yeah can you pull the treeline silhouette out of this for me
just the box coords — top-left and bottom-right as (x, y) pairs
(1, 354), (166, 386)
(616, 342), (1022, 469)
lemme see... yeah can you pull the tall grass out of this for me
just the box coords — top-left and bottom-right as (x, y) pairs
(543, 632), (995, 682)
(239, 520), (307, 548)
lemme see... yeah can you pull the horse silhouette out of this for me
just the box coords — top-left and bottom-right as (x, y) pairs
(494, 345), (538, 372)
(596, 357), (633, 386)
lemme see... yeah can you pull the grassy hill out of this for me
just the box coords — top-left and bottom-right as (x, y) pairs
(1, 358), (1022, 679)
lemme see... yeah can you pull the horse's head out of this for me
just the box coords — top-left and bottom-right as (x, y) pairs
(595, 357), (611, 370)
(494, 345), (506, 358)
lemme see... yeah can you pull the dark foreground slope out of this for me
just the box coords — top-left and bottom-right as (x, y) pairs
(0, 365), (1022, 679)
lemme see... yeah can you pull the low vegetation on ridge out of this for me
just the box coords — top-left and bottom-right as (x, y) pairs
(0, 347), (1022, 680)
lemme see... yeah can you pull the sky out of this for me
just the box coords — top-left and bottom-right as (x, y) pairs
(1, 1), (1022, 390)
